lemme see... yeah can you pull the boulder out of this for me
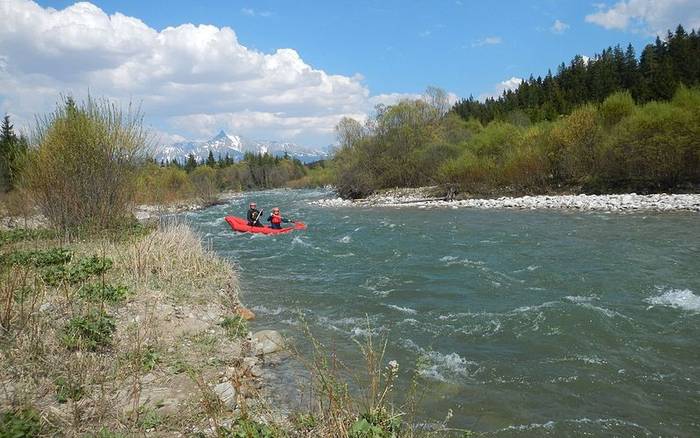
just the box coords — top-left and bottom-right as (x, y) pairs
(213, 381), (237, 410)
(252, 330), (284, 354)
(235, 306), (256, 321)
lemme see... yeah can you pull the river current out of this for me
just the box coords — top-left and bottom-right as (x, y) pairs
(184, 188), (699, 437)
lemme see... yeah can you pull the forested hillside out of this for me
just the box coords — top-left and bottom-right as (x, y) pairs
(453, 25), (700, 124)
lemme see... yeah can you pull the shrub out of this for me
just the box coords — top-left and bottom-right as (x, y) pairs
(600, 91), (635, 126)
(26, 96), (149, 230)
(61, 310), (116, 351)
(78, 282), (129, 303)
(42, 255), (113, 286)
(190, 166), (219, 206)
(0, 248), (72, 267)
(0, 408), (42, 437)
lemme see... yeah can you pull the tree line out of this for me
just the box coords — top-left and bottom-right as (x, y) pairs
(453, 25), (700, 124)
(332, 27), (700, 199)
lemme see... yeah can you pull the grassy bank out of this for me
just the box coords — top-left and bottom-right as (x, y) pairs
(0, 223), (262, 436)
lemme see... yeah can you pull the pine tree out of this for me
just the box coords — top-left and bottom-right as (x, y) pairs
(184, 153), (198, 172)
(0, 115), (21, 191)
(206, 150), (216, 167)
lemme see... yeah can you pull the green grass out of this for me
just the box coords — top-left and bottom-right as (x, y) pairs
(219, 315), (248, 339)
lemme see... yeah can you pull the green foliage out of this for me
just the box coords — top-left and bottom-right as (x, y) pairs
(218, 417), (278, 438)
(0, 114), (28, 193)
(0, 407), (42, 437)
(453, 25), (700, 124)
(78, 282), (129, 303)
(336, 80), (700, 196)
(61, 309), (115, 351)
(218, 315), (248, 339)
(0, 248), (72, 267)
(54, 376), (84, 404)
(42, 255), (113, 286)
(0, 228), (57, 247)
(349, 409), (401, 438)
(25, 95), (149, 230)
(137, 407), (162, 430)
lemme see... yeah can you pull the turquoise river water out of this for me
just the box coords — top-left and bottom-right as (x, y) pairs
(184, 188), (699, 437)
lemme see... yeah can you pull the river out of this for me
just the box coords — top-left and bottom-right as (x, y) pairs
(184, 188), (700, 437)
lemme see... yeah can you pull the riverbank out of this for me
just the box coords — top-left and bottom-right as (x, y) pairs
(313, 187), (700, 212)
(0, 223), (291, 436)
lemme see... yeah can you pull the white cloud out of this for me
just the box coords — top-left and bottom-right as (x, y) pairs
(479, 77), (523, 101)
(585, 0), (700, 36)
(0, 0), (448, 147)
(471, 36), (503, 47)
(551, 19), (570, 34)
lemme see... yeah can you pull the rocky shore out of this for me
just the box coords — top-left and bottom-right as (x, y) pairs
(313, 188), (700, 212)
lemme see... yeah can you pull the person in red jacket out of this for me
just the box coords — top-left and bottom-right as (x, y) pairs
(267, 207), (293, 229)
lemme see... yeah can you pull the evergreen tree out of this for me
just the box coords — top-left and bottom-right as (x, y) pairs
(184, 153), (198, 172)
(206, 150), (216, 167)
(0, 114), (24, 191)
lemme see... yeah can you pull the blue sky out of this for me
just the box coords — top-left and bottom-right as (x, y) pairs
(1, 0), (699, 147)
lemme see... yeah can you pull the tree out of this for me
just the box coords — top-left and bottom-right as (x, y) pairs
(0, 114), (27, 192)
(184, 153), (198, 172)
(25, 96), (149, 229)
(206, 150), (216, 167)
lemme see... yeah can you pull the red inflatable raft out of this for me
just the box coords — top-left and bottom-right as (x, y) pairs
(224, 216), (307, 234)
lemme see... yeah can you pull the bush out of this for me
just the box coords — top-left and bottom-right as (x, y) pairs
(61, 309), (116, 351)
(600, 91), (635, 126)
(0, 248), (72, 267)
(26, 96), (149, 230)
(78, 282), (129, 303)
(190, 166), (219, 206)
(0, 408), (42, 437)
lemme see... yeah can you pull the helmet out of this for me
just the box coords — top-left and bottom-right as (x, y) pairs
(249, 202), (256, 207)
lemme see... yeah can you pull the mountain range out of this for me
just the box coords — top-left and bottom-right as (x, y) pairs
(154, 130), (330, 164)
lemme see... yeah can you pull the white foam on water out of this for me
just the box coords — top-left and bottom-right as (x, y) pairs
(291, 236), (311, 247)
(418, 351), (477, 382)
(564, 295), (597, 304)
(513, 301), (558, 313)
(251, 305), (284, 316)
(339, 235), (352, 243)
(439, 255), (458, 262)
(645, 288), (700, 312)
(384, 304), (417, 314)
(333, 252), (355, 258)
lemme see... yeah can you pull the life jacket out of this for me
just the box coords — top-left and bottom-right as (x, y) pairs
(270, 214), (282, 225)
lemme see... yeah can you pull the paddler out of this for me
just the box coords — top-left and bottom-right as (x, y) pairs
(267, 207), (294, 229)
(246, 202), (264, 227)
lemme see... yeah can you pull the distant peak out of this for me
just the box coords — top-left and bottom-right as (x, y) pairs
(213, 129), (227, 139)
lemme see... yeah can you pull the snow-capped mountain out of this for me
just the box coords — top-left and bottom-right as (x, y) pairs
(154, 130), (328, 164)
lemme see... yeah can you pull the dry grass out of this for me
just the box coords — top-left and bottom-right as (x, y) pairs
(0, 222), (245, 436)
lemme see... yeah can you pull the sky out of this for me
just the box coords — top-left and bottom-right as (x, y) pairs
(1, 0), (699, 148)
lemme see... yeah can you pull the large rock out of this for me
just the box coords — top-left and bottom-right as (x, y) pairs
(213, 381), (237, 410)
(252, 330), (284, 354)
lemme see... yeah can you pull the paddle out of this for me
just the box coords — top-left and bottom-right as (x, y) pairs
(252, 209), (264, 226)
